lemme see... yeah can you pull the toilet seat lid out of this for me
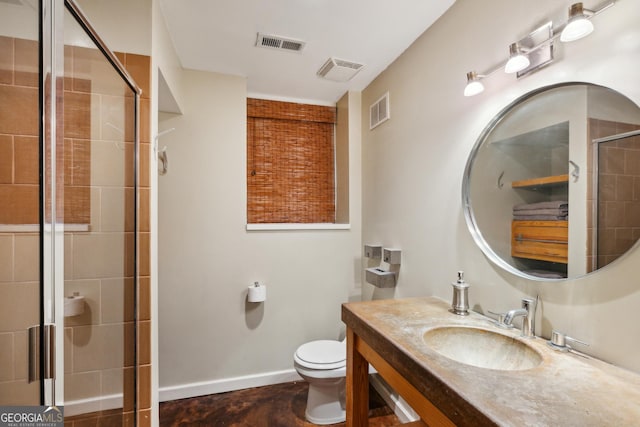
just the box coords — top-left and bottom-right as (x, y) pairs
(295, 340), (345, 369)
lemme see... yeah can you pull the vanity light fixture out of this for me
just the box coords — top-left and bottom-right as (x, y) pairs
(504, 43), (530, 74)
(463, 1), (616, 97)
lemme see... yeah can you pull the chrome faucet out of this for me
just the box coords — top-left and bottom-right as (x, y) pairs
(502, 297), (536, 338)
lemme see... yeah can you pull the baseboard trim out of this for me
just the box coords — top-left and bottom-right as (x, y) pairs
(159, 369), (302, 402)
(370, 374), (419, 423)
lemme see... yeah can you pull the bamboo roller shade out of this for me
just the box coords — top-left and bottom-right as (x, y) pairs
(247, 98), (337, 224)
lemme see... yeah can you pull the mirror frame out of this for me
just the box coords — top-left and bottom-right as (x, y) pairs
(461, 81), (640, 282)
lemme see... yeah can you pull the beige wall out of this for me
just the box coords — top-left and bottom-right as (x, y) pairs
(361, 0), (640, 372)
(157, 71), (362, 389)
(153, 0), (184, 114)
(75, 0), (151, 56)
(335, 90), (362, 225)
(151, 0), (185, 422)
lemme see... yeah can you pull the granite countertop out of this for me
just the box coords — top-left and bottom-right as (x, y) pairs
(342, 297), (640, 427)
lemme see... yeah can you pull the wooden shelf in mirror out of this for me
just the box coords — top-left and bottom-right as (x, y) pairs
(511, 174), (569, 190)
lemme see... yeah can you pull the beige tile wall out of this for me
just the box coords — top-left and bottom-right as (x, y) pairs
(64, 42), (126, 415)
(121, 51), (152, 427)
(587, 118), (640, 271)
(63, 48), (151, 427)
(0, 54), (37, 398)
(0, 38), (91, 226)
(0, 34), (42, 285)
(0, 293), (39, 404)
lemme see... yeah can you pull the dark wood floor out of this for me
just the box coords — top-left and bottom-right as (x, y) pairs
(159, 381), (401, 427)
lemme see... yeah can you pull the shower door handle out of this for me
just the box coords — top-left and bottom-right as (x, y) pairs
(28, 324), (56, 383)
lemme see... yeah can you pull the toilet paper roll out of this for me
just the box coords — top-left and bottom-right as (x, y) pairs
(64, 295), (85, 317)
(247, 284), (267, 303)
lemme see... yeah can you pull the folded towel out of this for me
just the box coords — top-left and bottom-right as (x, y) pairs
(523, 270), (566, 279)
(513, 201), (568, 211)
(512, 208), (568, 216)
(513, 214), (568, 221)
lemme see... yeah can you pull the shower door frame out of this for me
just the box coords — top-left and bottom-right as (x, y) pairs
(40, 0), (142, 408)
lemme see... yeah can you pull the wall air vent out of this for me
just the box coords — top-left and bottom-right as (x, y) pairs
(317, 57), (364, 82)
(255, 33), (305, 53)
(370, 92), (390, 130)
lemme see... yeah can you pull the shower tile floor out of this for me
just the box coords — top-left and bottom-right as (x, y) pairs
(159, 380), (401, 426)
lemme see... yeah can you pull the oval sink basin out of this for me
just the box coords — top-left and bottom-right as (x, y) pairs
(423, 326), (543, 371)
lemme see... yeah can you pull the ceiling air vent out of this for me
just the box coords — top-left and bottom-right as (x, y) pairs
(255, 33), (305, 53)
(317, 57), (364, 82)
(370, 92), (390, 130)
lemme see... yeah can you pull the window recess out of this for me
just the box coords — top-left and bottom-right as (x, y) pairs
(247, 98), (337, 224)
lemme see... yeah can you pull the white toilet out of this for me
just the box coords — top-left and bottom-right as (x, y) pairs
(293, 339), (347, 425)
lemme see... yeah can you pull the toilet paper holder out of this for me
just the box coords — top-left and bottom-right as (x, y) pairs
(247, 281), (267, 303)
(365, 268), (397, 288)
(64, 292), (85, 317)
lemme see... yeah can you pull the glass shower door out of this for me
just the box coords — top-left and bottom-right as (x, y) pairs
(1, 1), (139, 424)
(61, 3), (139, 423)
(0, 0), (43, 406)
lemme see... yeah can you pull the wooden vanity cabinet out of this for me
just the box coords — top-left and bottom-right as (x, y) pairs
(346, 327), (452, 427)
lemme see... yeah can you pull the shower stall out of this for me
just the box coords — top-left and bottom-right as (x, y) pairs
(0, 0), (140, 423)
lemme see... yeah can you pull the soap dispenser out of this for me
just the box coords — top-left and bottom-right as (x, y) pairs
(450, 271), (470, 316)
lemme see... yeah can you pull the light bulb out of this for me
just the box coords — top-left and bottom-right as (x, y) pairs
(464, 72), (484, 97)
(561, 18), (594, 42)
(504, 46), (530, 74)
(561, 3), (594, 42)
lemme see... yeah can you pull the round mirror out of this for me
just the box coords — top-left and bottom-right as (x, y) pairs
(463, 83), (640, 280)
